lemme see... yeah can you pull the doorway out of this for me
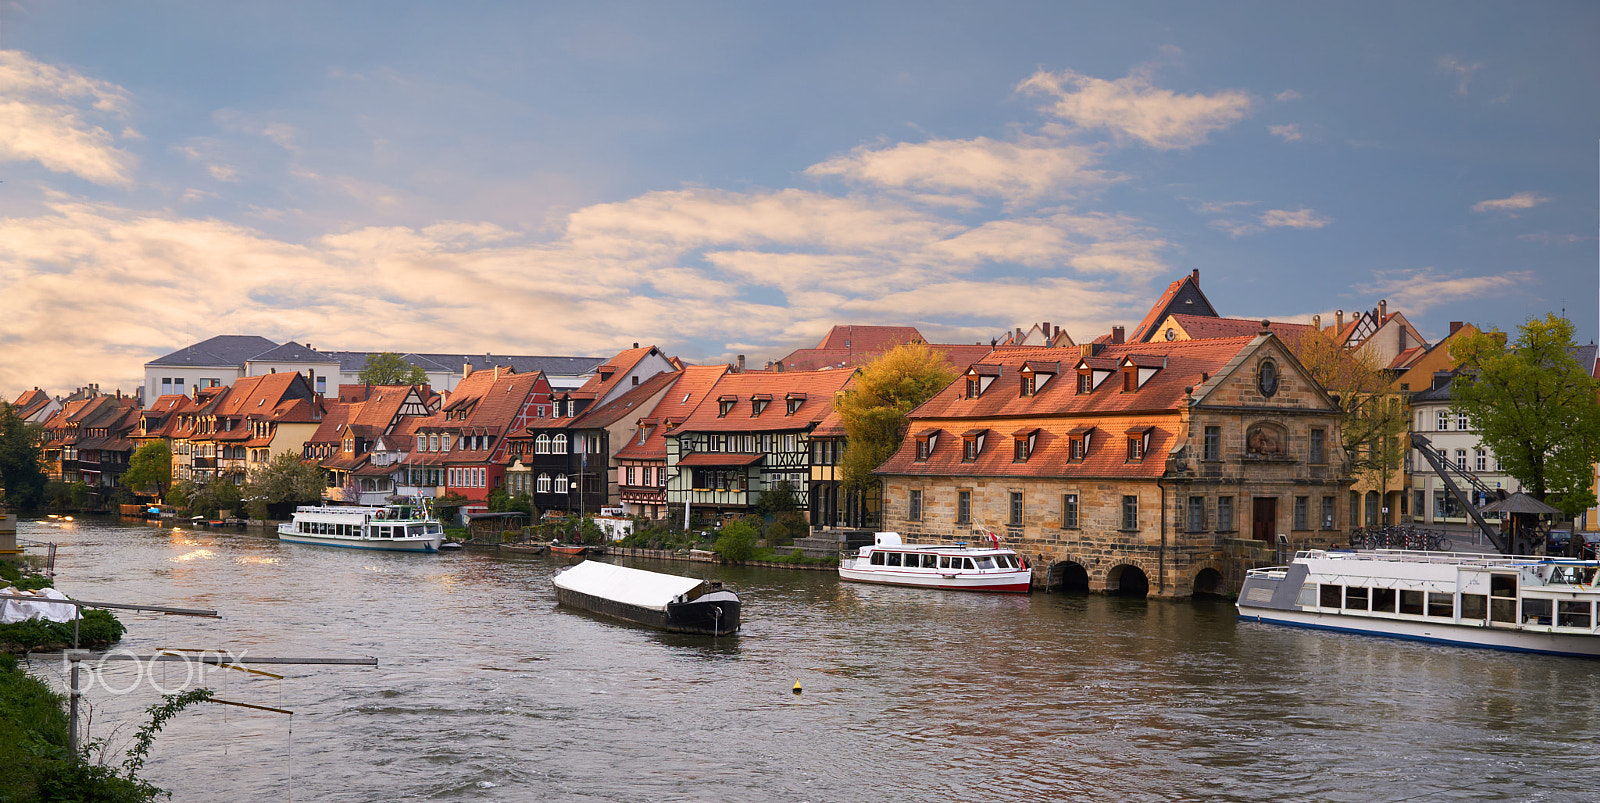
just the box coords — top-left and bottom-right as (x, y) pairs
(1252, 497), (1277, 541)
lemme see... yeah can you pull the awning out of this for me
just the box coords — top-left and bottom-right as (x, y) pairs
(676, 452), (763, 467)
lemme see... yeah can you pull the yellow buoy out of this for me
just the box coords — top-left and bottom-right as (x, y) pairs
(792, 680), (802, 695)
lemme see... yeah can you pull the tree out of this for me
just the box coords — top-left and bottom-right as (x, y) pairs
(1292, 330), (1409, 508)
(754, 480), (799, 516)
(836, 343), (959, 493)
(0, 402), (46, 510)
(245, 451), (326, 511)
(1449, 314), (1600, 518)
(357, 352), (428, 386)
(121, 442), (173, 498)
(712, 517), (759, 563)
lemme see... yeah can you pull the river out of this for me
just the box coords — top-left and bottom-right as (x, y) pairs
(13, 516), (1600, 801)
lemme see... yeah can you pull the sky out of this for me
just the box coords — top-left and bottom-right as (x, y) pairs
(1, 1), (1596, 399)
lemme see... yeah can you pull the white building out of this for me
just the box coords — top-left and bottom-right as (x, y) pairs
(1408, 370), (1523, 525)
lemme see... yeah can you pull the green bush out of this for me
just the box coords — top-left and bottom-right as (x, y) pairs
(712, 519), (760, 564)
(0, 609), (126, 652)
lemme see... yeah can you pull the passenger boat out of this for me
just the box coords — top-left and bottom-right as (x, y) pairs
(551, 560), (739, 635)
(1237, 549), (1600, 658)
(277, 502), (445, 553)
(838, 532), (1032, 593)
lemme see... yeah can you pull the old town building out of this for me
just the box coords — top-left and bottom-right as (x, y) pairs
(876, 329), (1352, 598)
(611, 365), (728, 520)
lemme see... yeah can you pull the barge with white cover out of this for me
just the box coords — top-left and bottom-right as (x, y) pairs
(838, 532), (1032, 593)
(551, 560), (740, 635)
(1238, 549), (1600, 658)
(277, 502), (445, 553)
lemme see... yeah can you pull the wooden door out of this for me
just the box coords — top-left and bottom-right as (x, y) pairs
(1252, 497), (1277, 541)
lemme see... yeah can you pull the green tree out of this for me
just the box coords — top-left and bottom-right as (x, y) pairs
(1292, 330), (1409, 504)
(754, 480), (799, 516)
(245, 451), (326, 509)
(1450, 313), (1600, 517)
(836, 342), (958, 493)
(121, 442), (173, 498)
(357, 352), (428, 386)
(712, 517), (759, 563)
(0, 402), (47, 510)
(190, 475), (242, 518)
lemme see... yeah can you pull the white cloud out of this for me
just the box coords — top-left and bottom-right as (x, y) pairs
(805, 136), (1112, 203)
(1260, 208), (1331, 229)
(1268, 124), (1302, 141)
(1356, 267), (1531, 315)
(1472, 192), (1548, 214)
(1275, 90), (1302, 102)
(1018, 61), (1252, 149)
(1438, 56), (1482, 96)
(0, 50), (136, 186)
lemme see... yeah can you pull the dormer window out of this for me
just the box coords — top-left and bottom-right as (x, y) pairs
(1077, 372), (1093, 394)
(1012, 428), (1038, 463)
(961, 429), (987, 462)
(751, 394), (771, 416)
(1122, 369), (1137, 393)
(913, 430), (939, 462)
(1020, 372), (1036, 397)
(967, 378), (981, 399)
(1067, 425), (1093, 462)
(718, 396), (737, 417)
(786, 393), (806, 415)
(1125, 426), (1154, 462)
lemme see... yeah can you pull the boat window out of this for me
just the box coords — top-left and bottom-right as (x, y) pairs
(1399, 590), (1425, 615)
(998, 555), (1015, 569)
(939, 556), (951, 569)
(1460, 594), (1487, 621)
(921, 554), (938, 569)
(1490, 575), (1518, 624)
(1297, 584), (1316, 607)
(1490, 574), (1518, 597)
(1557, 600), (1592, 628)
(1522, 598), (1553, 626)
(1344, 586), (1369, 611)
(1427, 592), (1454, 618)
(1371, 587), (1397, 614)
(871, 551), (885, 566)
(962, 558), (976, 570)
(975, 557), (997, 570)
(1320, 584), (1341, 608)
(886, 553), (902, 567)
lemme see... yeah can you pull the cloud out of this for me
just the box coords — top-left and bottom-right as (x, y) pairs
(1356, 267), (1531, 315)
(1274, 90), (1301, 102)
(1438, 56), (1481, 96)
(1018, 61), (1252, 149)
(1260, 208), (1331, 229)
(1268, 124), (1302, 141)
(0, 50), (136, 185)
(1472, 191), (1548, 214)
(805, 136), (1112, 203)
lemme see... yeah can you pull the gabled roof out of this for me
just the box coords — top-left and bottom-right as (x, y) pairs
(771, 325), (928, 371)
(1130, 270), (1218, 343)
(1162, 314), (1314, 351)
(570, 371), (680, 430)
(11, 388), (52, 418)
(614, 365), (729, 461)
(246, 341), (336, 364)
(566, 345), (673, 406)
(148, 335), (280, 368)
(677, 369), (855, 433)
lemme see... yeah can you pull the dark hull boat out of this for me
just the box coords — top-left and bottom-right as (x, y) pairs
(551, 561), (740, 636)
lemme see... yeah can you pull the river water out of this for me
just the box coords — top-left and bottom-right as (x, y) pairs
(14, 516), (1600, 801)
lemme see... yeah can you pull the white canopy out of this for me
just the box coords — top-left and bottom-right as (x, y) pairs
(552, 561), (705, 612)
(1, 586), (79, 624)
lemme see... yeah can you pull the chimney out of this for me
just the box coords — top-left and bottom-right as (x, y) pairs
(1191, 268), (1199, 284)
(1042, 321), (1051, 341)
(1449, 321), (1464, 335)
(1110, 326), (1125, 345)
(633, 342), (640, 349)
(1378, 299), (1387, 320)
(1312, 314), (1321, 330)
(463, 362), (473, 378)
(737, 354), (746, 371)
(1335, 310), (1344, 330)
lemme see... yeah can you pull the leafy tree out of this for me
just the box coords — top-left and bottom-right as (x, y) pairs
(712, 517), (760, 563)
(245, 451), (326, 510)
(357, 352), (428, 386)
(1450, 314), (1600, 517)
(190, 475), (242, 518)
(0, 402), (46, 510)
(1292, 330), (1409, 505)
(754, 480), (799, 516)
(836, 343), (958, 493)
(121, 442), (172, 498)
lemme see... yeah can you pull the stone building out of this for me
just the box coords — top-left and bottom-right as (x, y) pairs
(876, 330), (1352, 598)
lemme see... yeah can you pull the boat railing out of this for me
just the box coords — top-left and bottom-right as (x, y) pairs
(1245, 566), (1290, 579)
(1299, 548), (1593, 570)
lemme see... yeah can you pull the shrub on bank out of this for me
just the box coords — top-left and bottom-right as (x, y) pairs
(0, 609), (126, 653)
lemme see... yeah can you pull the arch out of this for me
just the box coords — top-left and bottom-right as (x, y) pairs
(1245, 421), (1288, 456)
(1047, 560), (1091, 593)
(1364, 490), (1381, 526)
(1192, 567), (1226, 598)
(536, 473), (551, 494)
(535, 434), (550, 454)
(554, 473), (569, 494)
(1107, 563), (1150, 598)
(553, 434), (568, 454)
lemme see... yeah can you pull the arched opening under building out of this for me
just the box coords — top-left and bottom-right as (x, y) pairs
(1109, 564), (1149, 598)
(1052, 561), (1090, 593)
(1192, 567), (1226, 598)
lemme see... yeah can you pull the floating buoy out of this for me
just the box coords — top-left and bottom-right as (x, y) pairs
(792, 680), (802, 695)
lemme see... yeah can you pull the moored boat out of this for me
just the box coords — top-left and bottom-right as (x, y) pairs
(838, 532), (1032, 593)
(1238, 549), (1600, 658)
(277, 501), (445, 553)
(549, 543), (605, 556)
(551, 560), (739, 635)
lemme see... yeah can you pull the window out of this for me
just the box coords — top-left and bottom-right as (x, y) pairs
(1122, 370), (1136, 392)
(535, 434), (549, 453)
(1069, 435), (1086, 461)
(1013, 438), (1030, 462)
(1009, 492), (1024, 526)
(1077, 372), (1093, 394)
(1309, 428), (1325, 463)
(962, 438), (980, 462)
(625, 466), (636, 486)
(1203, 426), (1220, 461)
(1020, 373), (1036, 397)
(1455, 449), (1467, 470)
(915, 438), (930, 462)
(1121, 495), (1138, 530)
(1294, 496), (1308, 530)
(1187, 496), (1205, 532)
(553, 434), (568, 454)
(966, 378), (981, 398)
(1061, 493), (1078, 529)
(441, 434), (452, 451)
(1218, 496), (1234, 532)
(1475, 449), (1487, 472)
(957, 490), (971, 525)
(909, 490), (923, 521)
(554, 474), (568, 494)
(1126, 437), (1144, 461)
(718, 398), (735, 417)
(1437, 410), (1449, 431)
(786, 397), (804, 415)
(1457, 412), (1469, 431)
(1321, 496), (1335, 529)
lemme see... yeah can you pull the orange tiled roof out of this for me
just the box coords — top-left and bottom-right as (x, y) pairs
(614, 365), (729, 461)
(677, 369), (855, 433)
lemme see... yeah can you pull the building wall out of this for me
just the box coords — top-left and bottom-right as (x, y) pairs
(143, 367), (239, 407)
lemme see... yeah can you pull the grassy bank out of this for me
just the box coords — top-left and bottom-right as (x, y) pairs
(2, 562), (128, 654)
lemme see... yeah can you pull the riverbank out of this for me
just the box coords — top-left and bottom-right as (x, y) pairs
(607, 546), (837, 570)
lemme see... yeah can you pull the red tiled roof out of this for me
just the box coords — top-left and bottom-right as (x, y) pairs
(570, 371), (680, 430)
(613, 365), (729, 461)
(677, 452), (764, 467)
(1129, 271), (1216, 343)
(881, 417), (1175, 479)
(677, 369), (855, 433)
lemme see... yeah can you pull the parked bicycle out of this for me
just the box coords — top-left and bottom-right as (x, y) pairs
(1349, 524), (1451, 552)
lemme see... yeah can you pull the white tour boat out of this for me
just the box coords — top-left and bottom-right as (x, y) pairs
(839, 532), (1032, 593)
(1238, 549), (1600, 658)
(278, 501), (446, 553)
